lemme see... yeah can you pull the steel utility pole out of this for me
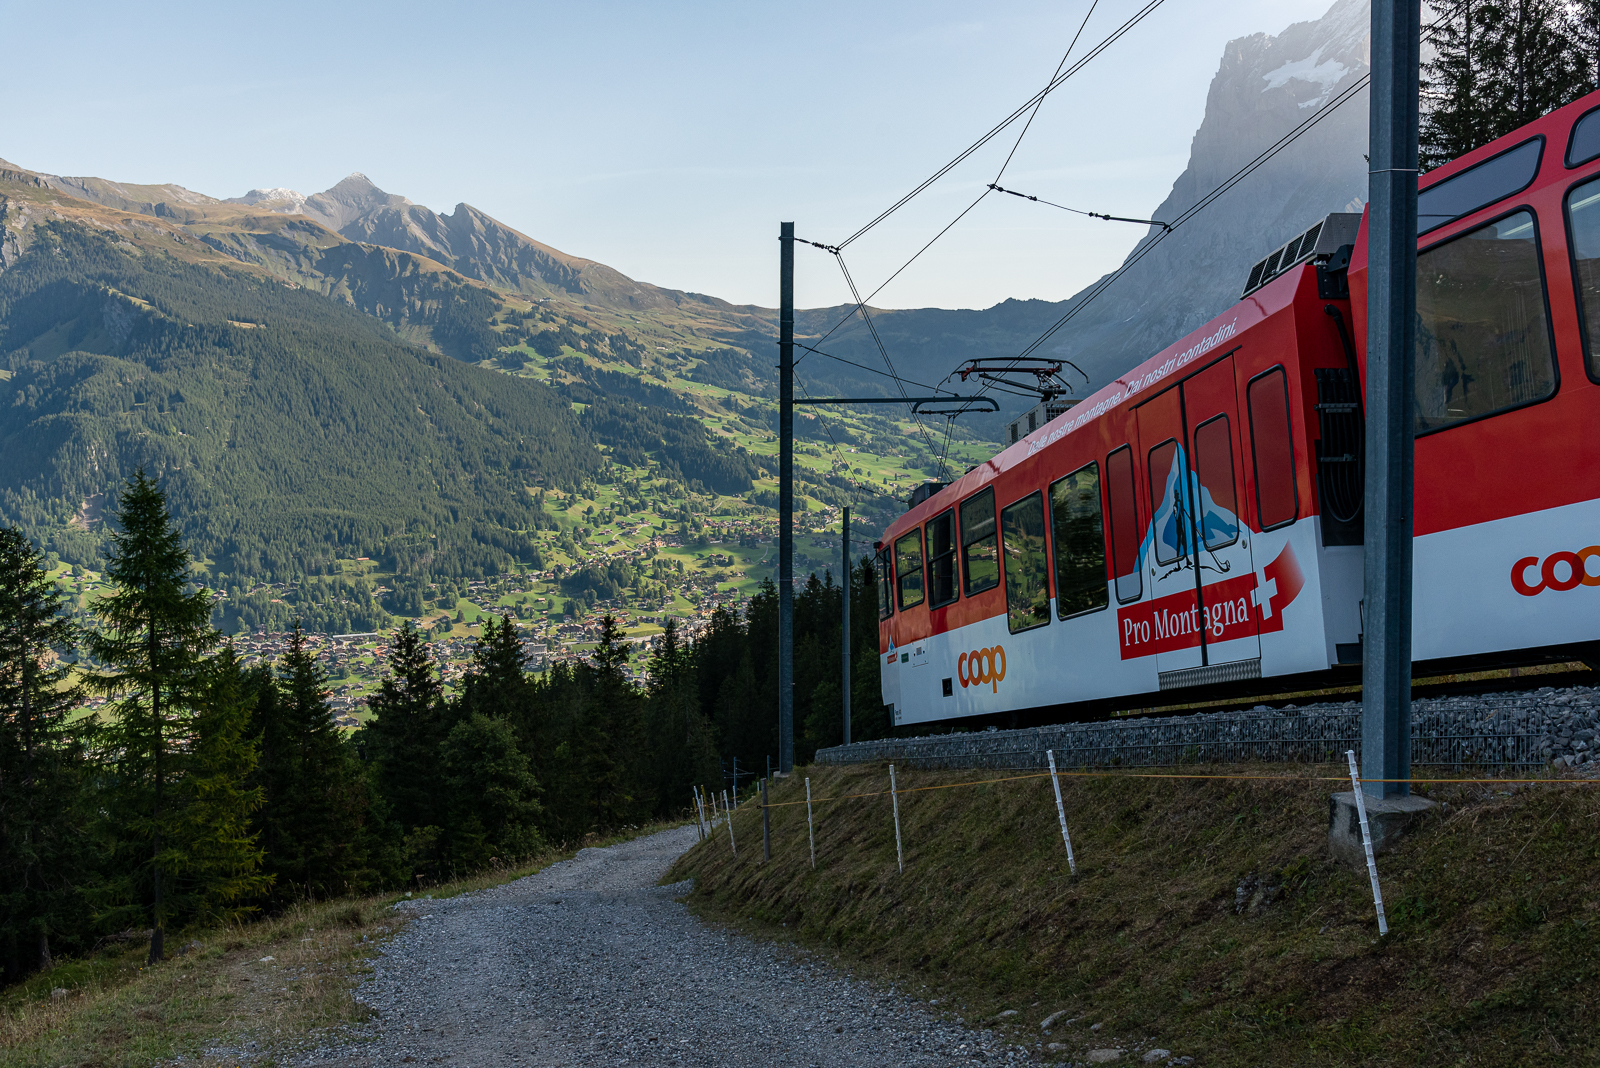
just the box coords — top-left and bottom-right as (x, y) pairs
(841, 505), (851, 746)
(778, 223), (796, 775)
(1363, 0), (1420, 799)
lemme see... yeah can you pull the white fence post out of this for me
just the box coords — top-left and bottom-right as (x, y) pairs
(889, 764), (904, 874)
(1346, 750), (1389, 936)
(1045, 750), (1077, 874)
(723, 789), (737, 856)
(805, 777), (816, 870)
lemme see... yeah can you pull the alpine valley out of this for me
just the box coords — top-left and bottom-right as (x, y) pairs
(0, 0), (1370, 677)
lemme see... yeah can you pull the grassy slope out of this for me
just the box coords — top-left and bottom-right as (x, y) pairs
(669, 764), (1600, 1067)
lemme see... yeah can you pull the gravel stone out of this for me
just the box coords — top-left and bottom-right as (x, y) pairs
(290, 826), (1031, 1066)
(818, 684), (1600, 774)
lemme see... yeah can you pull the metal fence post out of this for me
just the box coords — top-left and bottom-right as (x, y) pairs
(889, 764), (904, 873)
(1045, 749), (1077, 874)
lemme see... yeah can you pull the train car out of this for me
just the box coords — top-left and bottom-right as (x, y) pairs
(877, 90), (1600, 729)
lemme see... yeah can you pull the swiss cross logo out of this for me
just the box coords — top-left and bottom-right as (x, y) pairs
(1251, 543), (1305, 621)
(1116, 544), (1304, 660)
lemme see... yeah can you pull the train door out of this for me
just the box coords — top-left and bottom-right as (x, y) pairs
(1133, 356), (1259, 680)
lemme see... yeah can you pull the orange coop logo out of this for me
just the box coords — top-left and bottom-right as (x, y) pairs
(1510, 547), (1600, 596)
(957, 645), (1007, 693)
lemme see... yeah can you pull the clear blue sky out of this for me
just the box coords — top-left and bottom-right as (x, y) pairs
(6, 0), (1337, 310)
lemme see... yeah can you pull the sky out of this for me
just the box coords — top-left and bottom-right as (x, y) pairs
(5, 0), (1339, 310)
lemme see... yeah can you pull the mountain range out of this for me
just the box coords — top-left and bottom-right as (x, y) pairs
(0, 0), (1372, 601)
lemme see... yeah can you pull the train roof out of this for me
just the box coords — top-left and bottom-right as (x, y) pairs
(882, 238), (1322, 543)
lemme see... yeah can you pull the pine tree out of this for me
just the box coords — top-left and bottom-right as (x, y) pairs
(587, 615), (646, 828)
(366, 622), (448, 836)
(170, 648), (270, 924)
(251, 621), (378, 903)
(87, 471), (219, 964)
(0, 528), (89, 981)
(440, 714), (543, 869)
(459, 614), (528, 721)
(1421, 0), (1589, 169)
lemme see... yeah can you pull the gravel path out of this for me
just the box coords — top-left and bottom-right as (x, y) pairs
(294, 826), (1027, 1067)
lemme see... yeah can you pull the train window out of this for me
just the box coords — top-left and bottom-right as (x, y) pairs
(1049, 462), (1108, 618)
(876, 547), (894, 620)
(1416, 209), (1556, 431)
(1565, 178), (1600, 379)
(926, 509), (958, 608)
(959, 487), (1000, 595)
(1192, 415), (1240, 550)
(1147, 439), (1186, 566)
(894, 529), (925, 610)
(1247, 369), (1298, 530)
(1569, 107), (1600, 167)
(1106, 446), (1143, 604)
(1417, 137), (1542, 234)
(1000, 492), (1050, 633)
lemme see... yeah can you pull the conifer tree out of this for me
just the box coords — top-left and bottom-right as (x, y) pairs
(366, 622), (447, 835)
(440, 714), (543, 868)
(170, 648), (270, 923)
(642, 618), (718, 816)
(460, 614), (528, 721)
(87, 471), (219, 964)
(587, 615), (646, 828)
(251, 622), (377, 903)
(0, 528), (89, 981)
(1421, 0), (1589, 168)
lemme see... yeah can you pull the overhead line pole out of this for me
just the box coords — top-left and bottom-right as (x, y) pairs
(842, 506), (851, 747)
(779, 223), (796, 776)
(1363, 0), (1420, 799)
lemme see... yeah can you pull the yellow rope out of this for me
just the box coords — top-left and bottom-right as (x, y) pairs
(750, 767), (1590, 809)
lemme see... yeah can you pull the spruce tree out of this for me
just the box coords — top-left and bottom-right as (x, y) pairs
(366, 622), (447, 835)
(587, 615), (646, 828)
(1421, 0), (1589, 169)
(87, 471), (219, 964)
(170, 648), (269, 923)
(440, 714), (543, 869)
(0, 528), (89, 981)
(251, 622), (377, 903)
(460, 614), (528, 721)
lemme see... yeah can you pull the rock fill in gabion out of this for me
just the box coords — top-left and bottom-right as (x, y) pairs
(816, 685), (1600, 772)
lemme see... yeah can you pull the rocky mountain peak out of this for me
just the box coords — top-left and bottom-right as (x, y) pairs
(301, 173), (414, 233)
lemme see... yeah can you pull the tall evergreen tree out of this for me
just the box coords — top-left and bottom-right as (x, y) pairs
(587, 615), (647, 828)
(365, 622), (448, 835)
(87, 471), (221, 964)
(250, 622), (378, 903)
(459, 614), (529, 721)
(0, 528), (89, 981)
(440, 714), (543, 869)
(170, 648), (270, 924)
(1422, 0), (1589, 168)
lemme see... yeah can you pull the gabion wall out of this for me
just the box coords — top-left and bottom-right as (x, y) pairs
(814, 686), (1600, 772)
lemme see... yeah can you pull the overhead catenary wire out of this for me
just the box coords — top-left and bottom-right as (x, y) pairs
(988, 183), (1172, 230)
(1000, 0), (1471, 368)
(1005, 72), (1373, 366)
(834, 0), (1168, 251)
(790, 0), (1119, 370)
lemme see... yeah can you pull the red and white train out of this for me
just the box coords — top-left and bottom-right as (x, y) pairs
(877, 91), (1600, 728)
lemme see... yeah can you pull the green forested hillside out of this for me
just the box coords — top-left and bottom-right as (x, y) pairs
(0, 224), (597, 582)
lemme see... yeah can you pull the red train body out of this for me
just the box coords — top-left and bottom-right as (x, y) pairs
(877, 91), (1600, 728)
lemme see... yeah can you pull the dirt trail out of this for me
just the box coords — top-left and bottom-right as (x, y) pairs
(293, 826), (1024, 1067)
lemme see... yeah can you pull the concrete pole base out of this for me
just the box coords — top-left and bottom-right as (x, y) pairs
(1327, 792), (1436, 868)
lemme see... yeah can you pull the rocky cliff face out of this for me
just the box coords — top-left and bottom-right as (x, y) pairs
(1040, 0), (1370, 380)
